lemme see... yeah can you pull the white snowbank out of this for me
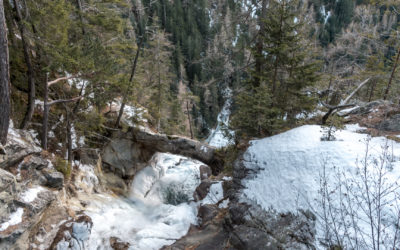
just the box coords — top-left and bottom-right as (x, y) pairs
(242, 125), (400, 248)
(85, 153), (203, 250)
(0, 208), (24, 231)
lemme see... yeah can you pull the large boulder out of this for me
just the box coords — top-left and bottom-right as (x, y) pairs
(0, 128), (41, 170)
(377, 114), (400, 132)
(102, 129), (223, 178)
(41, 169), (64, 190)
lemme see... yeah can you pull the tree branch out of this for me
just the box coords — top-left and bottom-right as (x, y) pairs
(47, 96), (82, 106)
(340, 78), (370, 105)
(47, 75), (81, 87)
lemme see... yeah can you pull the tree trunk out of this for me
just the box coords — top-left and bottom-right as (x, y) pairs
(383, 47), (400, 100)
(253, 0), (268, 88)
(0, 0), (10, 145)
(115, 41), (142, 128)
(157, 35), (161, 132)
(42, 74), (49, 150)
(65, 109), (73, 164)
(75, 0), (86, 35)
(13, 0), (35, 129)
(186, 100), (193, 139)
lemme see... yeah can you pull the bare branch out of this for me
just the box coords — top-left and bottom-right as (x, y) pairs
(47, 75), (81, 87)
(341, 78), (370, 105)
(47, 96), (82, 106)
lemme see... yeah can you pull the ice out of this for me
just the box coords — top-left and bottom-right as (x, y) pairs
(0, 208), (24, 231)
(200, 182), (224, 205)
(20, 186), (45, 203)
(241, 125), (400, 248)
(85, 153), (203, 249)
(206, 88), (235, 148)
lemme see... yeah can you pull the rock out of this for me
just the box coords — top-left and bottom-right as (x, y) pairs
(0, 144), (6, 155)
(0, 168), (16, 193)
(15, 186), (55, 214)
(76, 148), (100, 165)
(0, 129), (41, 170)
(110, 236), (130, 250)
(102, 138), (148, 178)
(41, 169), (64, 189)
(0, 169), (17, 227)
(193, 180), (214, 201)
(50, 215), (93, 250)
(199, 165), (212, 180)
(102, 129), (224, 178)
(28, 203), (69, 250)
(20, 155), (48, 170)
(198, 204), (218, 225)
(377, 114), (400, 132)
(102, 172), (129, 195)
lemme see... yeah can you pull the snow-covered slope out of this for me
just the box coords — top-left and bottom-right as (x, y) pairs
(241, 125), (400, 248)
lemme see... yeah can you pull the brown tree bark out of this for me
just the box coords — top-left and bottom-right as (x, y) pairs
(0, 0), (10, 145)
(383, 47), (400, 100)
(42, 75), (49, 149)
(13, 0), (35, 129)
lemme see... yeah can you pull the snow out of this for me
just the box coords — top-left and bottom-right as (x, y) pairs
(200, 182), (224, 205)
(74, 162), (99, 193)
(337, 105), (359, 116)
(206, 88), (235, 148)
(0, 208), (24, 231)
(20, 186), (45, 203)
(85, 153), (203, 250)
(241, 125), (400, 248)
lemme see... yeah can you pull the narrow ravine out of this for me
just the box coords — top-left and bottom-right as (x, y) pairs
(206, 87), (234, 148)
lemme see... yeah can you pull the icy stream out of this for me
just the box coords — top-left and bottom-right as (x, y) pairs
(206, 88), (234, 148)
(82, 153), (204, 250)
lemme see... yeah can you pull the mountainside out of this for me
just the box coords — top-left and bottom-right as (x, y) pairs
(1, 0), (400, 249)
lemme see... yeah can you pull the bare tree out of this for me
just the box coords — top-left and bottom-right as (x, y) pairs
(321, 78), (370, 124)
(317, 139), (400, 249)
(0, 0), (10, 145)
(42, 74), (82, 150)
(383, 47), (400, 100)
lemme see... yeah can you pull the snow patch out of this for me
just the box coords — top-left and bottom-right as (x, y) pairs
(200, 182), (224, 205)
(20, 186), (45, 203)
(0, 208), (24, 231)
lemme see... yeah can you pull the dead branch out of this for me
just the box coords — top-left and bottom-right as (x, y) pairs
(47, 96), (82, 106)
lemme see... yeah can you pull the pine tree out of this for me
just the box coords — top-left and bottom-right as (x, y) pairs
(231, 0), (319, 138)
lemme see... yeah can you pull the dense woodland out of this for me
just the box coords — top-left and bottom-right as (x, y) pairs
(0, 0), (400, 151)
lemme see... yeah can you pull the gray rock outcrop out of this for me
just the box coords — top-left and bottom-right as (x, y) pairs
(102, 129), (223, 178)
